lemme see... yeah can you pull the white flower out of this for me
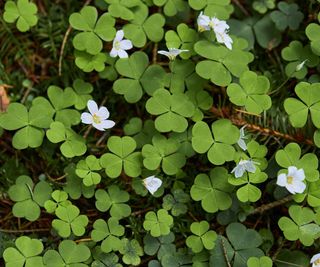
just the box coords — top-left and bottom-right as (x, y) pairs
(295, 59), (308, 71)
(276, 166), (306, 194)
(215, 31), (233, 50)
(197, 12), (210, 32)
(311, 253), (320, 267)
(143, 175), (162, 195)
(237, 126), (247, 151)
(158, 48), (189, 60)
(209, 17), (230, 33)
(231, 159), (258, 178)
(110, 30), (133, 59)
(81, 100), (115, 131)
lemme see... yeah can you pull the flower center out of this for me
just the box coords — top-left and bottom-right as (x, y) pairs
(208, 21), (216, 28)
(287, 175), (294, 184)
(315, 259), (320, 265)
(114, 40), (121, 50)
(93, 113), (101, 124)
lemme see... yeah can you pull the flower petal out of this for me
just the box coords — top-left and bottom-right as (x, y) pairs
(311, 253), (320, 264)
(143, 176), (162, 195)
(276, 173), (287, 186)
(120, 40), (133, 50)
(110, 48), (118, 58)
(115, 30), (124, 41)
(296, 168), (305, 181)
(287, 166), (298, 176)
(81, 112), (93, 124)
(237, 139), (247, 151)
(97, 106), (110, 119)
(87, 100), (98, 115)
(118, 49), (128, 58)
(99, 119), (115, 130)
(92, 122), (106, 131)
(292, 180), (306, 194)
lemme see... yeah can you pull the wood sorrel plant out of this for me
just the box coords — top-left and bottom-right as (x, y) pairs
(0, 0), (320, 266)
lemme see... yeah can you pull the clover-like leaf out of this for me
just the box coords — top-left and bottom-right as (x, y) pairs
(100, 136), (142, 178)
(119, 238), (144, 266)
(252, 0), (275, 14)
(47, 86), (80, 125)
(170, 127), (195, 158)
(191, 167), (234, 213)
(75, 50), (107, 72)
(195, 39), (253, 87)
(8, 175), (52, 221)
(154, 0), (187, 16)
(63, 164), (95, 200)
(185, 86), (213, 122)
(44, 190), (71, 213)
(0, 102), (54, 149)
(3, 236), (44, 267)
(164, 59), (205, 94)
(306, 23), (320, 56)
(3, 0), (38, 32)
(186, 221), (217, 253)
(143, 232), (175, 260)
(43, 240), (90, 267)
(228, 170), (268, 203)
(71, 79), (94, 110)
(46, 121), (87, 158)
(226, 223), (264, 266)
(105, 0), (141, 20)
(69, 6), (116, 55)
(270, 2), (304, 31)
(91, 218), (125, 253)
(143, 209), (174, 237)
(146, 88), (195, 133)
(274, 249), (309, 267)
(284, 82), (320, 128)
(247, 256), (273, 267)
(142, 134), (186, 175)
(113, 51), (165, 102)
(52, 204), (89, 238)
(124, 118), (157, 148)
(188, 0), (234, 19)
(76, 155), (102, 186)
(253, 14), (282, 49)
(123, 4), (165, 47)
(281, 41), (319, 79)
(95, 185), (131, 219)
(162, 189), (190, 216)
(227, 71), (271, 114)
(92, 247), (122, 267)
(275, 142), (319, 182)
(165, 24), (198, 59)
(278, 205), (320, 246)
(192, 120), (240, 165)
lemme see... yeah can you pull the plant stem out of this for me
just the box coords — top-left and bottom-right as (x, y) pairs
(249, 195), (293, 215)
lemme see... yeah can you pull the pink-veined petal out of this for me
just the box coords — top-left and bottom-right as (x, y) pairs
(276, 173), (287, 187)
(87, 100), (98, 114)
(81, 112), (93, 124)
(120, 40), (133, 50)
(97, 106), (110, 119)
